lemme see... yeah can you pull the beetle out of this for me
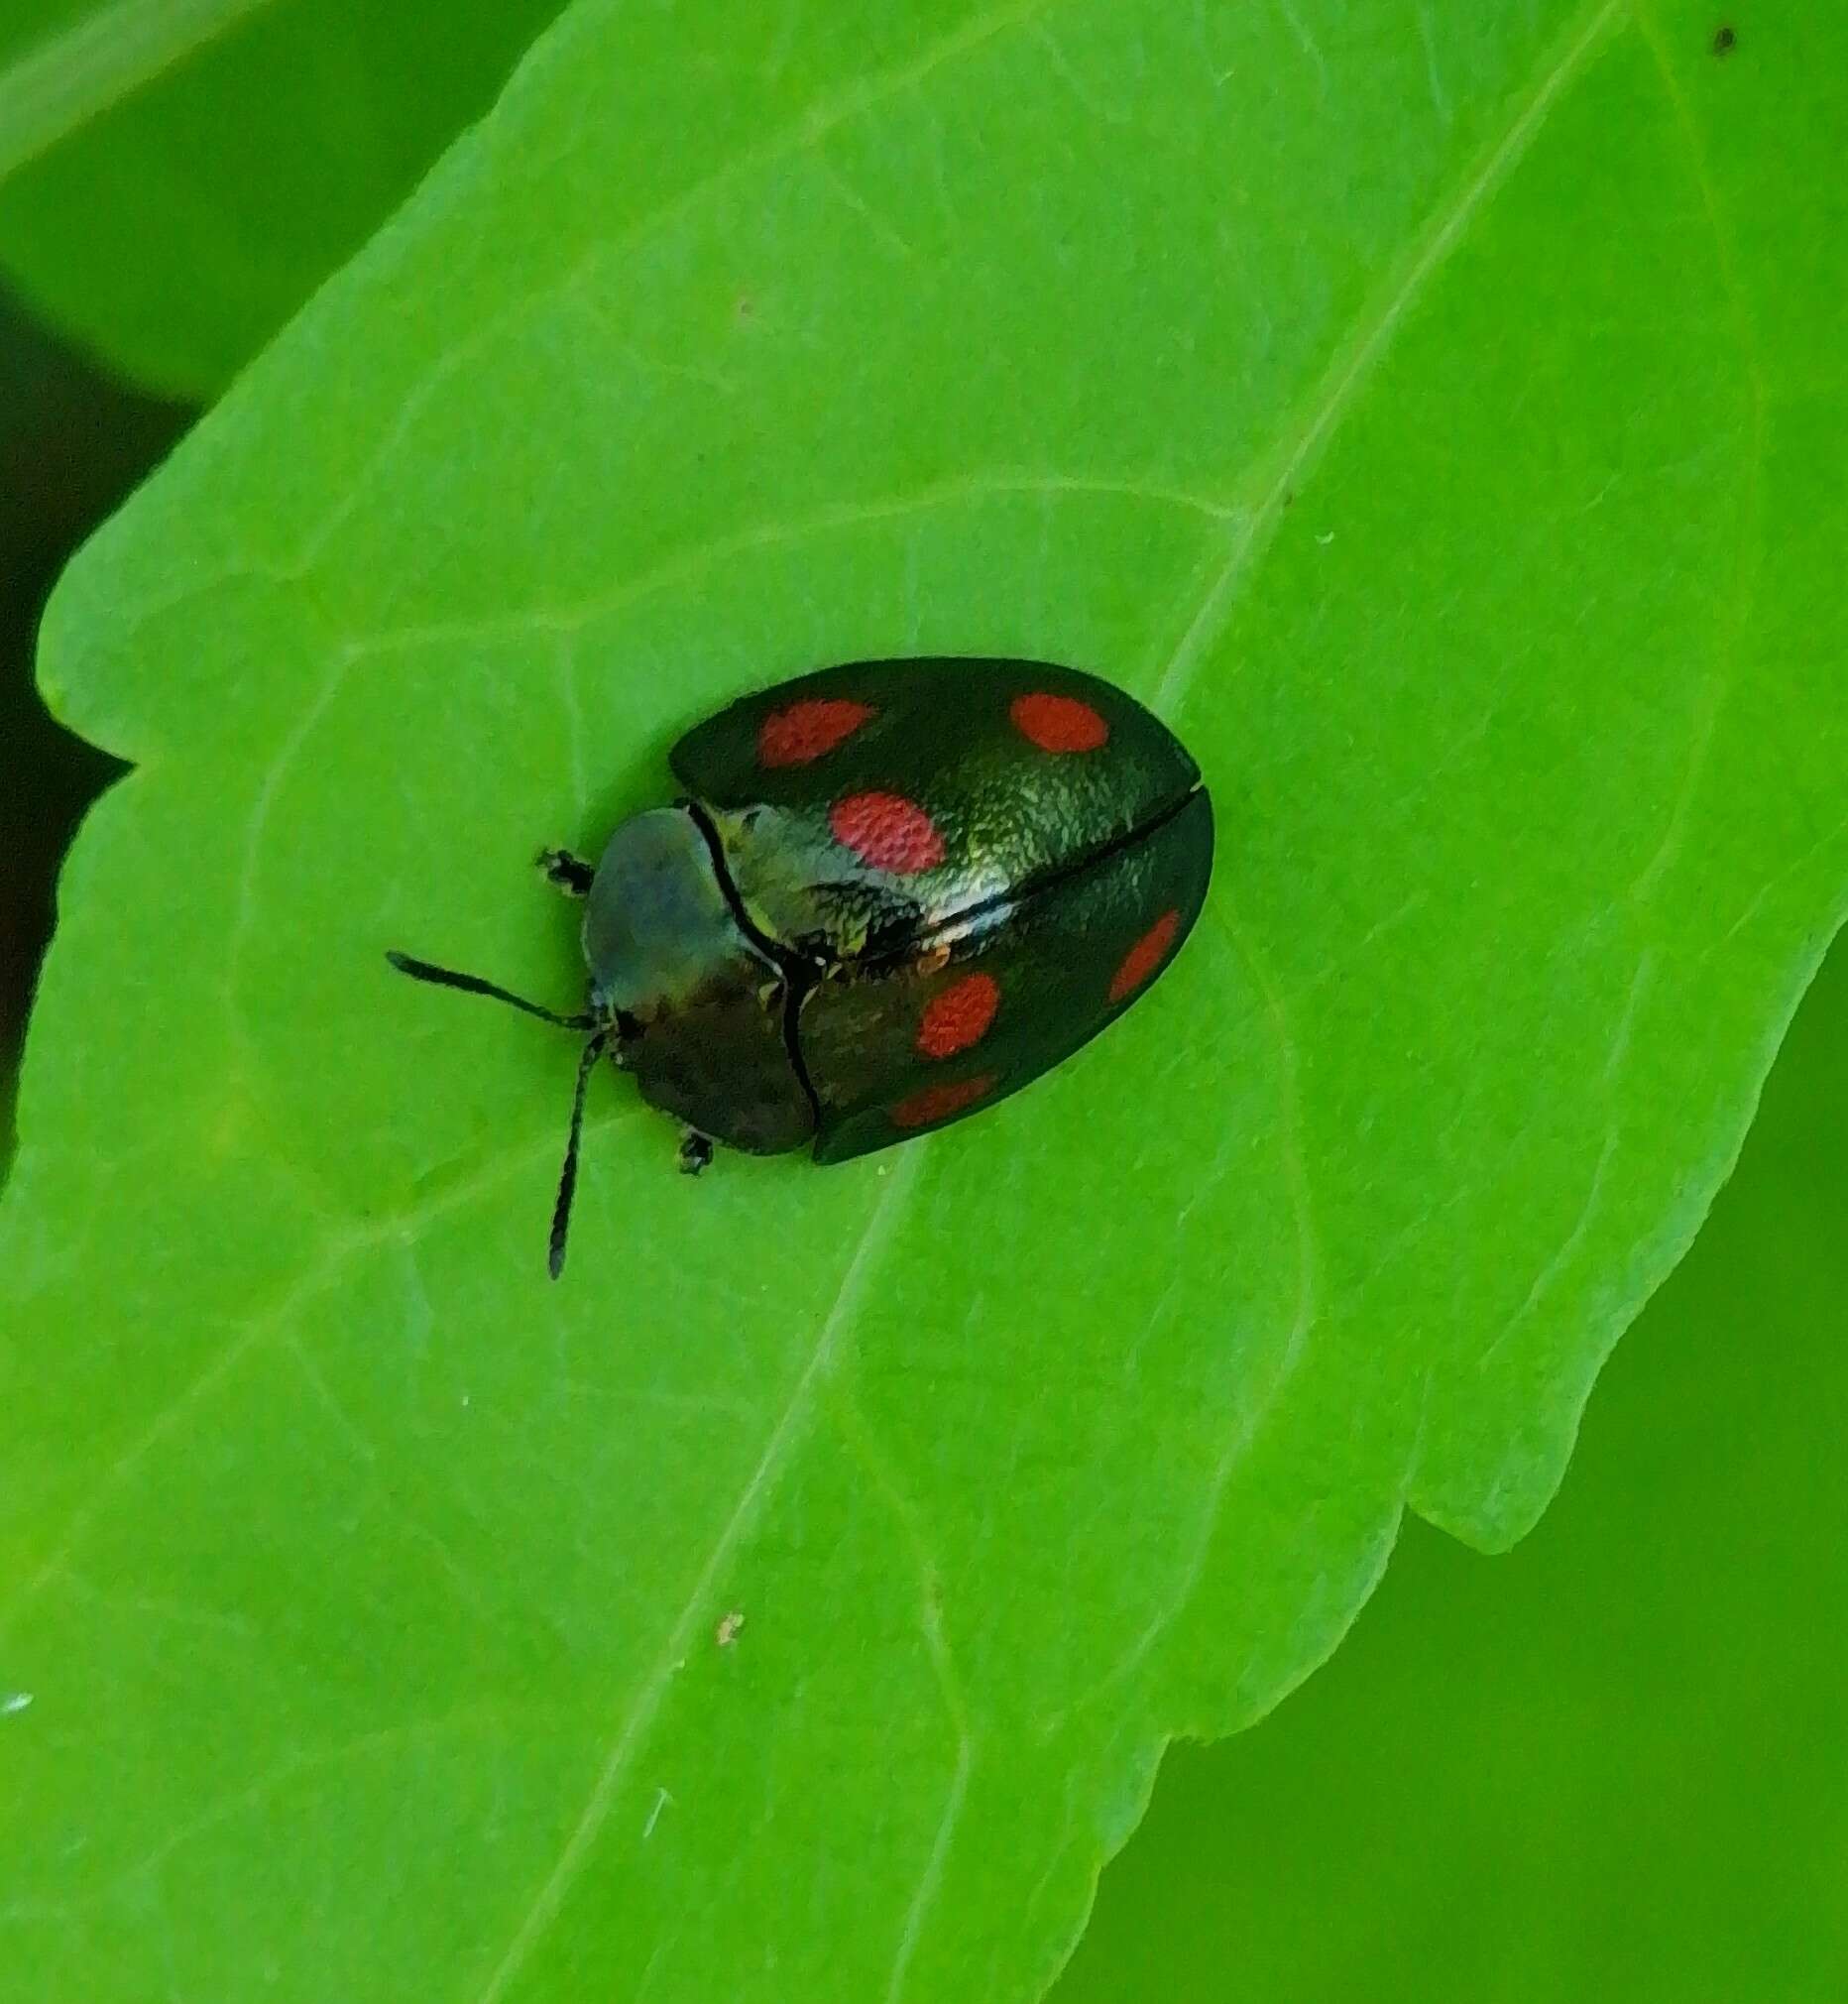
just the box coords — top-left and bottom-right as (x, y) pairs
(390, 657), (1213, 1275)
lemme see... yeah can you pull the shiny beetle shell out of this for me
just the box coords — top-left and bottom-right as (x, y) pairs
(641, 656), (1213, 1162)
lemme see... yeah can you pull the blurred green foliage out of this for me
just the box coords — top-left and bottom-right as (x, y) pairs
(0, 0), (567, 396)
(1061, 936), (1848, 2002)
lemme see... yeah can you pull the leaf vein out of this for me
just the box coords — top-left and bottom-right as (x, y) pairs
(827, 1389), (977, 2003)
(473, 1149), (925, 2004)
(1626, 1), (1769, 906)
(1150, 0), (1627, 719)
(281, 0), (1063, 582)
(331, 471), (1236, 664)
(1062, 903), (1320, 1719)
(0, 1107), (646, 1641)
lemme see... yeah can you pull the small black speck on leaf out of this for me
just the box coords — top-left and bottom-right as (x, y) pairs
(1712, 23), (1736, 56)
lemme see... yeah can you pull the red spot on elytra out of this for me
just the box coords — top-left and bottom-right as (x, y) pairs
(889, 1073), (997, 1129)
(829, 791), (944, 874)
(1010, 690), (1109, 754)
(757, 697), (874, 768)
(917, 972), (999, 1059)
(1109, 908), (1181, 1003)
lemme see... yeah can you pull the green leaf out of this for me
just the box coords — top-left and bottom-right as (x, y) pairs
(1059, 933), (1848, 2003)
(0, 0), (565, 398)
(4, 1), (1844, 1997)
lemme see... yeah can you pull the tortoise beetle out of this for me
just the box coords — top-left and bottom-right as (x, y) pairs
(390, 657), (1213, 1275)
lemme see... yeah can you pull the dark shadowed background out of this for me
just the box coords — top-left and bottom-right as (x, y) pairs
(0, 286), (189, 1146)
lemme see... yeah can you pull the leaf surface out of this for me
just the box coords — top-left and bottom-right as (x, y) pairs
(3, 1), (1844, 1998)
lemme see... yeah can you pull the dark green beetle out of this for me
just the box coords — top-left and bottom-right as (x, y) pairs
(390, 657), (1213, 1274)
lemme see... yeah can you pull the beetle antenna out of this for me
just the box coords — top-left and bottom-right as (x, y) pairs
(548, 1030), (609, 1280)
(386, 951), (595, 1030)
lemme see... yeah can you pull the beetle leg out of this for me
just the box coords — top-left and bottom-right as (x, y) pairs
(677, 1130), (715, 1177)
(537, 847), (595, 896)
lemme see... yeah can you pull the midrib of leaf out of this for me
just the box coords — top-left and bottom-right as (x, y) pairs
(0, 0), (277, 186)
